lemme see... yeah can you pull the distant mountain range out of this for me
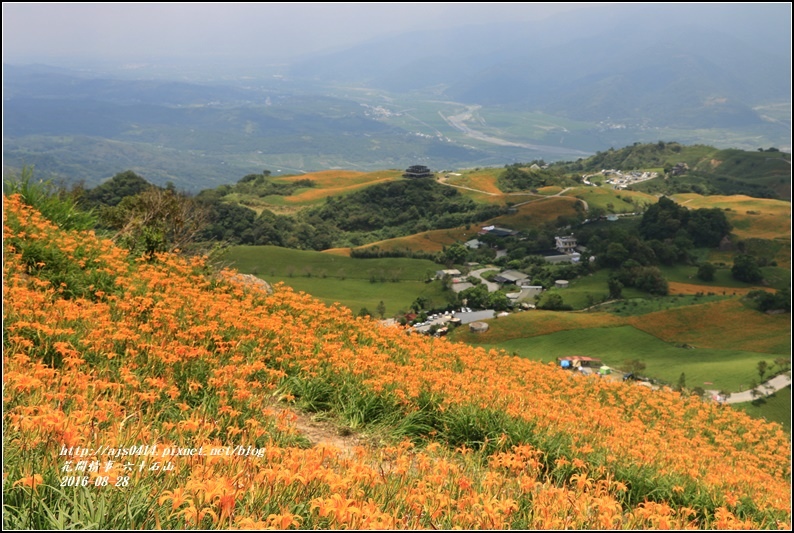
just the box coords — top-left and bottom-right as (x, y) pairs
(2, 4), (790, 190)
(289, 4), (790, 129)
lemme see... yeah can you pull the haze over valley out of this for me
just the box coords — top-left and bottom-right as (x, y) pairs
(3, 3), (790, 189)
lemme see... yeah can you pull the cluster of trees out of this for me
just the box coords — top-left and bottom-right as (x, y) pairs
(311, 179), (505, 235)
(497, 163), (579, 192)
(610, 262), (669, 296)
(202, 178), (507, 250)
(231, 171), (316, 197)
(456, 283), (511, 311)
(66, 171), (209, 257)
(639, 197), (731, 248)
(746, 289), (790, 313)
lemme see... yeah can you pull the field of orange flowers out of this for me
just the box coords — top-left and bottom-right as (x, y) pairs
(3, 193), (791, 529)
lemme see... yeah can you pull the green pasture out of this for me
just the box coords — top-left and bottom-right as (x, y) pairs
(658, 264), (746, 287)
(266, 275), (452, 316)
(221, 245), (451, 313)
(658, 264), (791, 291)
(732, 385), (792, 433)
(223, 245), (441, 281)
(565, 187), (652, 213)
(759, 266), (792, 291)
(537, 270), (647, 310)
(473, 325), (777, 393)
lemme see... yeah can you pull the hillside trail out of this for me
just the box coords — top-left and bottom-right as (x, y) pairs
(269, 403), (364, 459)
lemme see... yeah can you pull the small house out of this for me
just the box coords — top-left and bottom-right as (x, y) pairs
(494, 270), (529, 284)
(555, 235), (577, 254)
(436, 269), (461, 280)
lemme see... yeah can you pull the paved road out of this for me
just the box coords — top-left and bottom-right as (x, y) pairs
(706, 372), (792, 404)
(467, 267), (501, 293)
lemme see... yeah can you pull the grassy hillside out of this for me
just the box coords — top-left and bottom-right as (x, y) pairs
(4, 193), (791, 529)
(220, 245), (450, 313)
(464, 325), (779, 392)
(227, 170), (404, 215)
(671, 194), (791, 261)
(450, 297), (790, 392)
(561, 143), (791, 199)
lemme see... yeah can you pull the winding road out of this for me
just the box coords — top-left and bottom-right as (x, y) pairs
(706, 372), (792, 404)
(436, 176), (589, 212)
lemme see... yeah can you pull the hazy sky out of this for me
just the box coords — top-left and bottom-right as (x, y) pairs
(3, 3), (587, 65)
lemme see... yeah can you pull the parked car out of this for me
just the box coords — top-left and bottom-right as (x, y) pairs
(623, 373), (652, 383)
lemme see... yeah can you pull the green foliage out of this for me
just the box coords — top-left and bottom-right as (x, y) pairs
(197, 202), (257, 244)
(676, 372), (687, 392)
(614, 265), (669, 296)
(560, 142), (693, 172)
(80, 170), (152, 208)
(233, 172), (315, 196)
(745, 288), (791, 313)
(4, 167), (97, 231)
(639, 196), (731, 248)
(311, 179), (506, 239)
(696, 262), (717, 282)
(100, 187), (209, 257)
(458, 284), (490, 309)
(558, 143), (789, 199)
(731, 254), (763, 284)
(442, 242), (468, 267)
(608, 276), (624, 299)
(537, 293), (572, 311)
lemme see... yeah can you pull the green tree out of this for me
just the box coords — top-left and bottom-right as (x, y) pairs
(697, 262), (717, 282)
(749, 380), (762, 400)
(82, 170), (152, 207)
(538, 293), (571, 311)
(731, 254), (763, 283)
(686, 208), (732, 247)
(487, 291), (511, 311)
(411, 296), (429, 313)
(459, 284), (490, 310)
(607, 276), (623, 299)
(603, 242), (630, 268)
(376, 300), (386, 319)
(757, 360), (768, 381)
(676, 372), (687, 392)
(443, 243), (468, 267)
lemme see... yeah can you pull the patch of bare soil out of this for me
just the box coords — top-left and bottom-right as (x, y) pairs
(271, 404), (364, 458)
